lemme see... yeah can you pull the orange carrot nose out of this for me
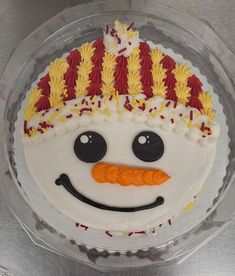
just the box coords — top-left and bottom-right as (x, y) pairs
(92, 162), (171, 186)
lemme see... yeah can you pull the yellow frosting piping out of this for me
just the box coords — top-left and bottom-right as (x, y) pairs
(75, 43), (95, 97)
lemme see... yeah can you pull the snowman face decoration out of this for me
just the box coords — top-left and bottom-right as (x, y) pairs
(23, 116), (216, 226)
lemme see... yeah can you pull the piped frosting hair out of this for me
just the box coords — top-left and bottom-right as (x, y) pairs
(22, 21), (219, 145)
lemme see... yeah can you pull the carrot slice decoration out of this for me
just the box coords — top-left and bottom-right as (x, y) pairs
(105, 165), (119, 183)
(92, 162), (170, 186)
(92, 163), (108, 182)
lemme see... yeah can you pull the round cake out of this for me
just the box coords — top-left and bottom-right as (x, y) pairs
(20, 21), (220, 232)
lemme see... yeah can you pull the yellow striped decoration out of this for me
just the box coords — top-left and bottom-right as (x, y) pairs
(24, 88), (42, 120)
(49, 78), (66, 108)
(152, 64), (166, 83)
(173, 64), (192, 83)
(152, 81), (167, 98)
(101, 52), (116, 95)
(198, 91), (214, 118)
(127, 47), (141, 95)
(175, 82), (191, 104)
(151, 48), (164, 65)
(75, 42), (95, 97)
(48, 59), (69, 79)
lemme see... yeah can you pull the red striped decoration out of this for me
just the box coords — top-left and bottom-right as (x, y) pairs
(139, 42), (153, 98)
(164, 71), (177, 101)
(37, 73), (50, 97)
(87, 39), (105, 96)
(114, 55), (128, 94)
(64, 49), (81, 100)
(186, 74), (203, 110)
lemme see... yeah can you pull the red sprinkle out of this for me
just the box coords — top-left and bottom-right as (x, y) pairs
(160, 115), (165, 119)
(124, 103), (133, 111)
(171, 118), (174, 124)
(109, 95), (113, 101)
(159, 224), (162, 227)
(149, 108), (153, 113)
(116, 35), (121, 44)
(138, 103), (146, 111)
(81, 99), (86, 104)
(128, 42), (132, 45)
(118, 47), (127, 54)
(174, 101), (177, 108)
(201, 122), (205, 131)
(110, 28), (116, 37)
(80, 224), (88, 230)
(190, 110), (193, 120)
(66, 114), (73, 119)
(98, 101), (101, 108)
(75, 223), (80, 227)
(127, 22), (134, 31)
(105, 25), (109, 34)
(24, 120), (28, 134)
(128, 232), (133, 237)
(202, 135), (206, 138)
(166, 101), (171, 107)
(105, 231), (112, 237)
(134, 231), (146, 235)
(80, 108), (92, 116)
(168, 219), (172, 225)
(179, 113), (183, 117)
(39, 121), (50, 129)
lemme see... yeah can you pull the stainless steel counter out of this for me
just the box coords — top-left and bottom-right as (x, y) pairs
(0, 0), (235, 275)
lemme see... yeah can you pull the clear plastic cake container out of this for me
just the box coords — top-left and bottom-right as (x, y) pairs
(1, 0), (235, 272)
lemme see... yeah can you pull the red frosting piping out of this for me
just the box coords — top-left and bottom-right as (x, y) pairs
(87, 39), (105, 96)
(114, 55), (128, 94)
(37, 74), (50, 97)
(164, 71), (177, 101)
(160, 55), (176, 71)
(139, 42), (153, 98)
(67, 49), (81, 68)
(35, 95), (51, 112)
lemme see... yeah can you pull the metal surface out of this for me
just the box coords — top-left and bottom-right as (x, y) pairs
(0, 0), (235, 275)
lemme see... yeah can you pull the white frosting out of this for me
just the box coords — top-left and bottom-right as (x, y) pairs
(22, 95), (219, 147)
(23, 120), (216, 231)
(103, 20), (139, 57)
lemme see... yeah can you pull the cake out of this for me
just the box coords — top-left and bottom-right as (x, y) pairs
(20, 20), (220, 232)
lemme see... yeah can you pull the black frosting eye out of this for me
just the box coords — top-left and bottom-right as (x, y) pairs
(132, 131), (164, 162)
(74, 131), (107, 163)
